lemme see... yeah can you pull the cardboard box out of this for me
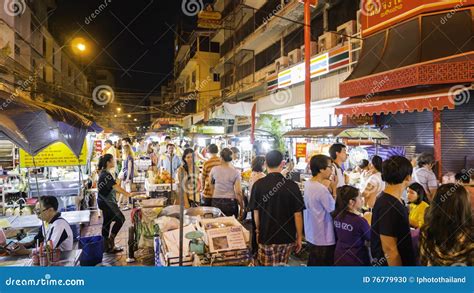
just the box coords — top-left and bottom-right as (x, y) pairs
(197, 216), (250, 245)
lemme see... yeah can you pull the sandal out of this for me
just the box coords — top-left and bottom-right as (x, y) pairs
(107, 246), (124, 254)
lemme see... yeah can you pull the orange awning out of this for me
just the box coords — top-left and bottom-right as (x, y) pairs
(335, 89), (456, 117)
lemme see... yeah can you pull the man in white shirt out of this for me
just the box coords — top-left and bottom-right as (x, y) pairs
(413, 153), (438, 201)
(33, 196), (74, 251)
(329, 143), (348, 192)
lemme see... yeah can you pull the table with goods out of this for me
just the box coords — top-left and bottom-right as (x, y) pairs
(127, 170), (252, 266)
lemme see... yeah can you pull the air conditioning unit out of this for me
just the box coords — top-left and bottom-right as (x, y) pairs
(300, 41), (318, 58)
(318, 32), (337, 53)
(266, 70), (276, 79)
(336, 20), (357, 45)
(274, 56), (289, 72)
(288, 48), (302, 65)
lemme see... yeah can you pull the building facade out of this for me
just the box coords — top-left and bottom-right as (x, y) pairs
(0, 0), (92, 113)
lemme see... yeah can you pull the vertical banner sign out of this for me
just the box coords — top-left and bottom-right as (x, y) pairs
(19, 142), (88, 168)
(360, 0), (474, 37)
(296, 143), (307, 158)
(94, 140), (103, 153)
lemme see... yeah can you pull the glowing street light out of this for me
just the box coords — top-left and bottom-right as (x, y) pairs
(116, 107), (122, 112)
(134, 118), (137, 122)
(76, 43), (86, 52)
(127, 114), (132, 118)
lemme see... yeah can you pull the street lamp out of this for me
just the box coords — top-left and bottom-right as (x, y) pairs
(76, 43), (86, 52)
(116, 107), (122, 112)
(127, 114), (132, 118)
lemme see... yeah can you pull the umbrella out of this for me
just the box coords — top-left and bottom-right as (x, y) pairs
(0, 91), (102, 157)
(336, 127), (389, 140)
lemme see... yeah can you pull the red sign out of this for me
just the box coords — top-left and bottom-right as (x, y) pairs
(296, 143), (307, 158)
(360, 0), (474, 37)
(94, 140), (103, 153)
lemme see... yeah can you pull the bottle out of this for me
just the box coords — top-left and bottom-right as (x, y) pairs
(153, 224), (162, 267)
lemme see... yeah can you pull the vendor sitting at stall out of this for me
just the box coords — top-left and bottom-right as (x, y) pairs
(29, 196), (74, 251)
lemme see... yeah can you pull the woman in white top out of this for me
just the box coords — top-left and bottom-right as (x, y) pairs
(361, 155), (385, 209)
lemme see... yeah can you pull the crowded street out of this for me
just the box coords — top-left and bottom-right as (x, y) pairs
(0, 0), (473, 292)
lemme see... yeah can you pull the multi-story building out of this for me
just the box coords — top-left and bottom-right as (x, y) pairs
(0, 0), (92, 113)
(173, 30), (221, 114)
(213, 0), (361, 126)
(169, 0), (361, 133)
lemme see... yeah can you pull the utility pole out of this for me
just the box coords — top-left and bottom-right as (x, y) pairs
(304, 0), (313, 128)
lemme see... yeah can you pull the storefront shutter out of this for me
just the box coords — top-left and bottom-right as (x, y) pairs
(441, 92), (474, 174)
(380, 111), (434, 156)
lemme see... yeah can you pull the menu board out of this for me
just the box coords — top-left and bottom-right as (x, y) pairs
(19, 142), (88, 168)
(296, 143), (307, 158)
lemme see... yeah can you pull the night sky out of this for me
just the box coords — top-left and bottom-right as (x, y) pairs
(48, 0), (213, 95)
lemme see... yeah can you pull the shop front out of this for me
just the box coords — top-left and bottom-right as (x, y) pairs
(336, 1), (474, 177)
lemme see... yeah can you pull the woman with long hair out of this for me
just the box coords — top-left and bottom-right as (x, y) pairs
(209, 148), (244, 219)
(249, 156), (266, 195)
(332, 185), (371, 266)
(420, 184), (473, 266)
(147, 143), (159, 169)
(407, 182), (430, 228)
(361, 155), (384, 209)
(97, 154), (132, 253)
(118, 144), (135, 210)
(177, 148), (201, 208)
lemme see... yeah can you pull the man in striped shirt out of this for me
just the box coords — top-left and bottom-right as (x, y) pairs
(33, 196), (74, 251)
(201, 144), (221, 206)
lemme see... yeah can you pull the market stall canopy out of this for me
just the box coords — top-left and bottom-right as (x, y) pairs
(228, 128), (275, 139)
(340, 8), (474, 98)
(0, 91), (102, 156)
(335, 87), (457, 117)
(283, 127), (352, 138)
(336, 127), (388, 140)
(210, 102), (256, 119)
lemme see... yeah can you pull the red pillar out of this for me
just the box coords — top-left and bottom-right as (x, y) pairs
(304, 0), (312, 128)
(250, 104), (257, 144)
(433, 109), (442, 179)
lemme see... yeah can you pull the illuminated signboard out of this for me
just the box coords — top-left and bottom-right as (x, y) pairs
(20, 142), (88, 168)
(278, 53), (329, 88)
(360, 0), (474, 37)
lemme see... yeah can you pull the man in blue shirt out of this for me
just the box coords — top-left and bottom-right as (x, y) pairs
(304, 154), (337, 266)
(159, 144), (181, 177)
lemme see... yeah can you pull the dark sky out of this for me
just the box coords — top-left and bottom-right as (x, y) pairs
(49, 0), (213, 94)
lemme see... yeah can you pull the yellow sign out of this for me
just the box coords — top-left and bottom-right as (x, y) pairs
(20, 141), (88, 168)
